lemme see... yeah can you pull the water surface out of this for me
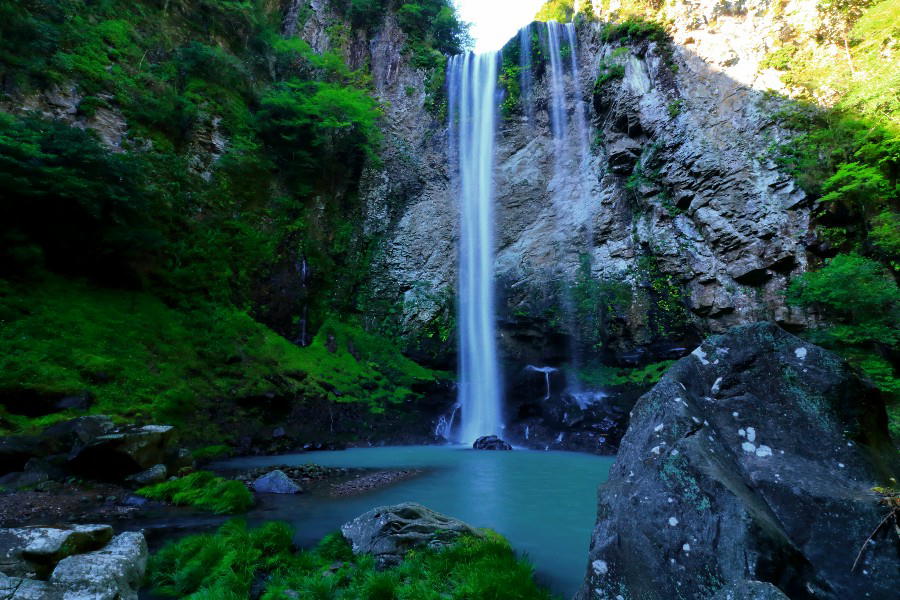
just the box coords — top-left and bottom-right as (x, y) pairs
(216, 446), (613, 597)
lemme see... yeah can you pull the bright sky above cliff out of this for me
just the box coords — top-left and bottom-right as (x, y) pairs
(456, 0), (547, 53)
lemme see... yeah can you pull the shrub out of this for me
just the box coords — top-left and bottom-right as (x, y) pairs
(137, 471), (254, 514)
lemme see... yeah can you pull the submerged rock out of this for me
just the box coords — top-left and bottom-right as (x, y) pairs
(252, 469), (302, 494)
(341, 502), (482, 568)
(472, 435), (512, 451)
(579, 323), (900, 600)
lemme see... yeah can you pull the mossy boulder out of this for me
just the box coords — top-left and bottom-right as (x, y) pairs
(580, 323), (899, 600)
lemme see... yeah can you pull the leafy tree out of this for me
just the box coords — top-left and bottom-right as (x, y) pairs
(0, 112), (159, 277)
(787, 253), (899, 394)
(257, 79), (381, 191)
(817, 0), (878, 73)
(788, 253), (899, 346)
(819, 161), (891, 220)
(535, 0), (575, 22)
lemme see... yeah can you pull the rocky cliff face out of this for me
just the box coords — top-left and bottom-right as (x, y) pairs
(365, 0), (820, 356)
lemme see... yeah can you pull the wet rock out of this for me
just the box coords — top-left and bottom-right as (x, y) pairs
(252, 469), (302, 494)
(40, 415), (115, 454)
(49, 531), (147, 600)
(124, 464), (167, 487)
(579, 323), (900, 600)
(472, 435), (512, 450)
(341, 502), (482, 568)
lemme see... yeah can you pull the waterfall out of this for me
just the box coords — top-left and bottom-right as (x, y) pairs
(434, 403), (461, 441)
(545, 23), (568, 141)
(519, 24), (535, 126)
(526, 365), (558, 400)
(564, 23), (592, 181)
(543, 22), (596, 394)
(448, 52), (503, 444)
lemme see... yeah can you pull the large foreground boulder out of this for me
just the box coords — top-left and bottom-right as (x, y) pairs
(341, 502), (482, 568)
(0, 527), (146, 600)
(579, 323), (899, 600)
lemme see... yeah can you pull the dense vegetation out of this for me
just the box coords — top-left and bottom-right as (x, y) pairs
(149, 520), (558, 599)
(0, 0), (463, 436)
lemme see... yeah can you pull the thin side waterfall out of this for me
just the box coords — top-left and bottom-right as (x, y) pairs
(544, 22), (593, 394)
(565, 23), (592, 182)
(448, 52), (502, 444)
(519, 24), (535, 126)
(545, 23), (568, 140)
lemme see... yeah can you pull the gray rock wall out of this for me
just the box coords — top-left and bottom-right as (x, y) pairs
(365, 1), (822, 356)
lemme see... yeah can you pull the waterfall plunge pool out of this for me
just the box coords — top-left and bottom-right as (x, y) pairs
(211, 446), (614, 597)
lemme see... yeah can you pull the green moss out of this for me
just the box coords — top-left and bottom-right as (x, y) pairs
(577, 360), (675, 388)
(192, 445), (232, 461)
(150, 520), (558, 599)
(0, 275), (444, 434)
(137, 471), (254, 514)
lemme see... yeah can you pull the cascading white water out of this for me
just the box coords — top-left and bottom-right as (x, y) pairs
(519, 24), (535, 126)
(564, 23), (592, 178)
(545, 23), (568, 140)
(448, 52), (503, 444)
(543, 22), (595, 395)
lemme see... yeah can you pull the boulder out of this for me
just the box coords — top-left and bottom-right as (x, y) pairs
(0, 573), (59, 599)
(40, 415), (115, 453)
(252, 469), (302, 494)
(0, 525), (113, 579)
(67, 424), (177, 479)
(0, 436), (46, 475)
(711, 580), (791, 600)
(579, 323), (900, 600)
(341, 502), (482, 568)
(472, 435), (512, 451)
(49, 531), (147, 600)
(124, 463), (167, 487)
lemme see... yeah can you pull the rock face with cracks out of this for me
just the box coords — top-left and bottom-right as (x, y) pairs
(341, 502), (482, 568)
(578, 323), (899, 600)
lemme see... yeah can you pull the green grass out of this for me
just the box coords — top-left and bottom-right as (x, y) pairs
(137, 471), (254, 514)
(0, 274), (444, 434)
(148, 520), (559, 600)
(192, 445), (233, 461)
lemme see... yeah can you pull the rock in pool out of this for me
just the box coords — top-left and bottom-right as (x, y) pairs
(252, 469), (302, 494)
(472, 435), (512, 450)
(341, 502), (482, 568)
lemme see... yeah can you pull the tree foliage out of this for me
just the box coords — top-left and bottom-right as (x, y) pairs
(787, 253), (900, 396)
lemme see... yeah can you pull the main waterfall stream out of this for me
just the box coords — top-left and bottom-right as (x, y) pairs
(448, 52), (503, 443)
